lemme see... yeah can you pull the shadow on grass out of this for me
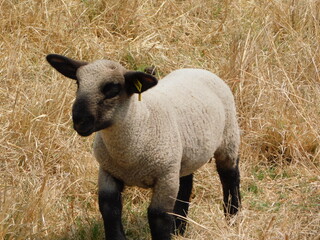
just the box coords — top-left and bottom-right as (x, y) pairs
(54, 216), (150, 240)
(54, 219), (104, 240)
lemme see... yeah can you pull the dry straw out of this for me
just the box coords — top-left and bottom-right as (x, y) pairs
(1, 0), (319, 239)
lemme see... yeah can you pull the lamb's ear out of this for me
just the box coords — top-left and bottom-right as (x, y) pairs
(46, 54), (87, 80)
(124, 71), (158, 95)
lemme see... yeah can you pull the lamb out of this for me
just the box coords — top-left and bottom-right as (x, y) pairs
(46, 54), (241, 240)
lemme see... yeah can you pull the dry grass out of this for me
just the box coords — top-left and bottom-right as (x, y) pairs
(1, 0), (319, 239)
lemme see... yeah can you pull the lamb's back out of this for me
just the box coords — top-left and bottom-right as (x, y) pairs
(150, 69), (235, 176)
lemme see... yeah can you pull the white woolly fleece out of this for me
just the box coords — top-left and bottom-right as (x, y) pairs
(93, 68), (240, 211)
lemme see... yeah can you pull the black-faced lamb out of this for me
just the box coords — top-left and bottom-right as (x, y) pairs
(46, 54), (241, 240)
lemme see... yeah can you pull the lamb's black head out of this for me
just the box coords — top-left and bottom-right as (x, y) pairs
(46, 54), (158, 136)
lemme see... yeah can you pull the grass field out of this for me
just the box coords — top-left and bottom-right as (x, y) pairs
(1, 0), (319, 239)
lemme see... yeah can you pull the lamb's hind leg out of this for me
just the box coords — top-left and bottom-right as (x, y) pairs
(173, 174), (193, 235)
(215, 153), (241, 217)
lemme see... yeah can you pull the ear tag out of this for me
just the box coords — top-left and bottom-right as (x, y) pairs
(134, 80), (142, 101)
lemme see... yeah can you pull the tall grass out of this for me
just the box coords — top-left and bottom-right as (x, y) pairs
(1, 0), (319, 239)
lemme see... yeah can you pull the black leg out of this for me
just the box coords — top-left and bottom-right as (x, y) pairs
(98, 177), (126, 240)
(216, 157), (241, 217)
(148, 207), (174, 240)
(173, 174), (193, 235)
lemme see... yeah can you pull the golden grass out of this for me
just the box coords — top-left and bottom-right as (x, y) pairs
(1, 0), (319, 239)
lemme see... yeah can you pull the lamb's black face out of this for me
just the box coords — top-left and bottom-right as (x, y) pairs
(72, 84), (121, 136)
(72, 109), (113, 136)
(70, 60), (127, 136)
(72, 96), (94, 136)
(72, 95), (114, 136)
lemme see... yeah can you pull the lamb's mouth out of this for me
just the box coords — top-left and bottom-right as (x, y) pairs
(76, 128), (94, 137)
(73, 123), (95, 137)
(75, 120), (114, 136)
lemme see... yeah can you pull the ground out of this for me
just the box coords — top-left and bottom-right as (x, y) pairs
(0, 0), (319, 239)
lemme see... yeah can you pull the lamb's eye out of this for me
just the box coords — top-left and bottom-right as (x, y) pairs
(102, 83), (121, 99)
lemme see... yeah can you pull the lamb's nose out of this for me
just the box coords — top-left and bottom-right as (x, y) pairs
(72, 96), (95, 136)
(72, 114), (95, 136)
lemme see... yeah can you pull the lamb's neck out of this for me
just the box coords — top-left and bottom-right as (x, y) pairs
(117, 96), (150, 131)
(100, 96), (151, 151)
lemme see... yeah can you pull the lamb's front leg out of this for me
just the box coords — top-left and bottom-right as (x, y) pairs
(98, 168), (126, 240)
(148, 174), (179, 240)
